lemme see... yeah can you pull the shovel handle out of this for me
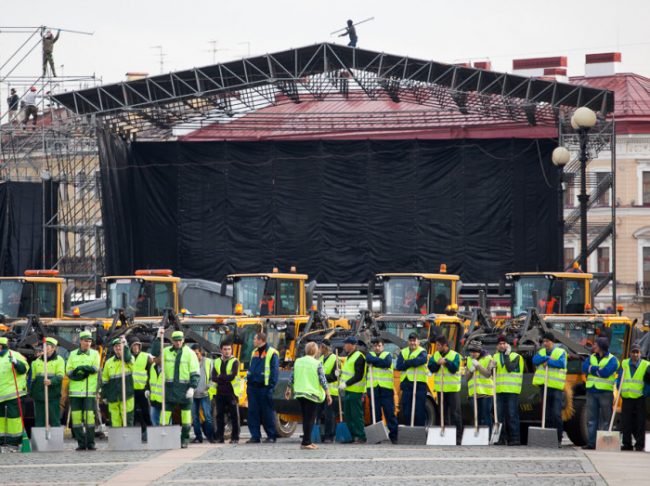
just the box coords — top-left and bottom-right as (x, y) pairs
(43, 337), (50, 432)
(120, 341), (127, 427)
(541, 364), (549, 429)
(335, 350), (343, 421)
(473, 366), (479, 433)
(608, 374), (624, 432)
(410, 367), (417, 427)
(492, 365), (498, 424)
(160, 330), (166, 426)
(439, 368), (445, 433)
(369, 366), (377, 424)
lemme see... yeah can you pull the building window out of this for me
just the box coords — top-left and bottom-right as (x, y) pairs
(597, 247), (610, 273)
(564, 173), (575, 208)
(644, 172), (650, 206)
(644, 247), (650, 296)
(564, 247), (575, 270)
(595, 172), (610, 207)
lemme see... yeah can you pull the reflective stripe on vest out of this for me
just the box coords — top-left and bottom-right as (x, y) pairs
(149, 366), (163, 403)
(399, 347), (428, 383)
(214, 357), (242, 398)
(621, 358), (650, 399)
(66, 348), (100, 398)
(432, 350), (461, 392)
(532, 347), (567, 390)
(341, 350), (366, 393)
(320, 353), (339, 397)
(203, 357), (216, 399)
(133, 352), (150, 390)
(368, 351), (394, 389)
(293, 356), (326, 403)
(492, 352), (523, 394)
(468, 355), (495, 396)
(263, 347), (279, 387)
(163, 345), (199, 386)
(586, 353), (617, 391)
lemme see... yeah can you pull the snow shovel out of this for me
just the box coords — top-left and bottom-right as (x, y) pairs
(462, 371), (489, 445)
(596, 375), (624, 451)
(31, 338), (64, 452)
(146, 328), (181, 450)
(528, 365), (558, 448)
(9, 352), (31, 453)
(108, 339), (145, 451)
(427, 370), (456, 446)
(489, 367), (502, 445)
(364, 366), (388, 444)
(397, 368), (427, 444)
(334, 350), (352, 443)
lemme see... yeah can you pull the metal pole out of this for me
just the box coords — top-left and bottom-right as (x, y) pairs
(611, 119), (617, 307)
(558, 165), (565, 271)
(578, 129), (589, 271)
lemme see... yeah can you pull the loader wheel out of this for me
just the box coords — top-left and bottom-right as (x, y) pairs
(564, 397), (587, 446)
(275, 415), (297, 437)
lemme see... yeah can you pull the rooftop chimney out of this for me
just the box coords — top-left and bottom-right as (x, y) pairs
(585, 52), (621, 77)
(512, 56), (567, 78)
(473, 61), (492, 70)
(126, 72), (149, 81)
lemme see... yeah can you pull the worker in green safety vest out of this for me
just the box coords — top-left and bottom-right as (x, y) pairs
(396, 332), (428, 427)
(285, 341), (332, 450)
(102, 336), (135, 427)
(366, 336), (398, 443)
(151, 328), (200, 448)
(429, 334), (462, 445)
(581, 336), (619, 450)
(31, 337), (65, 427)
(493, 334), (523, 446)
(532, 332), (567, 447)
(339, 336), (367, 443)
(465, 339), (495, 430)
(619, 343), (650, 451)
(190, 344), (215, 443)
(66, 330), (100, 450)
(0, 337), (28, 447)
(148, 356), (164, 427)
(130, 338), (152, 441)
(318, 339), (339, 443)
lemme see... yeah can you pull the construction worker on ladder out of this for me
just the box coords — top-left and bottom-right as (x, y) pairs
(0, 337), (28, 447)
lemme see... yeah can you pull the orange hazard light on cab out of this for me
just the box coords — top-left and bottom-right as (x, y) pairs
(135, 269), (173, 277)
(24, 269), (60, 277)
(439, 263), (447, 273)
(234, 303), (244, 315)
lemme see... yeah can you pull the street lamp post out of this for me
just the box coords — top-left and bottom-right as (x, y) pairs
(552, 146), (571, 270)
(571, 107), (597, 272)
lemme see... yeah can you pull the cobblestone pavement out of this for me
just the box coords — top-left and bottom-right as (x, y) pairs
(0, 436), (613, 486)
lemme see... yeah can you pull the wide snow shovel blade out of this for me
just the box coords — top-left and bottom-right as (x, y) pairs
(146, 425), (182, 450)
(397, 370), (426, 445)
(31, 427), (64, 452)
(597, 376), (623, 451)
(364, 368), (389, 444)
(334, 351), (352, 443)
(426, 372), (456, 446)
(490, 422), (502, 445)
(528, 366), (558, 448)
(645, 434), (650, 452)
(462, 374), (489, 446)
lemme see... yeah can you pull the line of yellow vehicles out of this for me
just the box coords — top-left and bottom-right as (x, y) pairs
(0, 265), (646, 444)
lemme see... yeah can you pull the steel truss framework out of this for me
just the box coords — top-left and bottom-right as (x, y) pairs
(52, 43), (615, 140)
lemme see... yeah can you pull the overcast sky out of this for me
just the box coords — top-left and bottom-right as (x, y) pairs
(1, 0), (649, 92)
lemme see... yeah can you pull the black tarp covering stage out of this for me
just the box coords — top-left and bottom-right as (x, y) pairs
(98, 129), (559, 283)
(0, 181), (57, 276)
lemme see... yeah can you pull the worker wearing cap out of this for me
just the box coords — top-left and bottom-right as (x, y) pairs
(466, 339), (495, 430)
(30, 337), (65, 427)
(366, 337), (398, 443)
(130, 338), (153, 441)
(619, 343), (650, 451)
(581, 336), (619, 450)
(493, 334), (523, 446)
(66, 330), (100, 450)
(151, 329), (200, 448)
(532, 332), (567, 447)
(429, 335), (462, 445)
(102, 336), (135, 427)
(246, 332), (280, 443)
(0, 337), (28, 447)
(318, 339), (339, 443)
(339, 336), (367, 443)
(395, 332), (428, 428)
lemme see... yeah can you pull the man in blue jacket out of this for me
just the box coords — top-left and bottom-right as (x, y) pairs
(246, 332), (279, 443)
(581, 337), (619, 450)
(366, 337), (398, 443)
(396, 333), (429, 426)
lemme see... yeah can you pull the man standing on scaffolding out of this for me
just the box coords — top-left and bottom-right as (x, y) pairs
(41, 28), (60, 77)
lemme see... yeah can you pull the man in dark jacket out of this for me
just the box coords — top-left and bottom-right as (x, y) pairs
(212, 340), (241, 443)
(318, 340), (340, 442)
(339, 336), (367, 443)
(246, 332), (279, 443)
(6, 89), (19, 124)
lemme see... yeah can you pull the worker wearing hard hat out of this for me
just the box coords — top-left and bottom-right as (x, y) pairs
(493, 334), (523, 446)
(0, 337), (29, 447)
(619, 343), (650, 451)
(66, 330), (100, 450)
(31, 337), (65, 427)
(102, 336), (135, 427)
(395, 333), (428, 427)
(532, 332), (567, 447)
(429, 334), (463, 445)
(151, 329), (200, 448)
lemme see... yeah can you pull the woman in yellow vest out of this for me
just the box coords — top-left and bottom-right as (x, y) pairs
(619, 343), (650, 451)
(465, 340), (495, 429)
(318, 339), (339, 443)
(31, 337), (65, 427)
(339, 336), (367, 443)
(0, 337), (28, 447)
(285, 342), (332, 449)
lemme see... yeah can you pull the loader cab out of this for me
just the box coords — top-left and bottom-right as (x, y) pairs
(507, 272), (592, 317)
(0, 270), (62, 320)
(229, 270), (308, 317)
(104, 269), (179, 318)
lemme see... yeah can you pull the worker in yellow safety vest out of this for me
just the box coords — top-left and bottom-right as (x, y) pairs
(31, 337), (65, 427)
(428, 334), (462, 445)
(366, 336), (398, 443)
(102, 336), (135, 427)
(190, 344), (215, 443)
(130, 338), (152, 441)
(395, 332), (428, 427)
(0, 337), (28, 447)
(493, 334), (524, 446)
(619, 343), (650, 451)
(246, 332), (280, 443)
(318, 339), (339, 443)
(148, 356), (164, 426)
(466, 339), (495, 430)
(212, 339), (241, 443)
(65, 330), (100, 450)
(532, 332), (567, 447)
(339, 336), (367, 443)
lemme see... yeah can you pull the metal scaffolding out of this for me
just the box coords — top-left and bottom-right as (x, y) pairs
(0, 26), (102, 300)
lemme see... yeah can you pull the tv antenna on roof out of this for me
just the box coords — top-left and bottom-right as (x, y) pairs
(150, 45), (166, 74)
